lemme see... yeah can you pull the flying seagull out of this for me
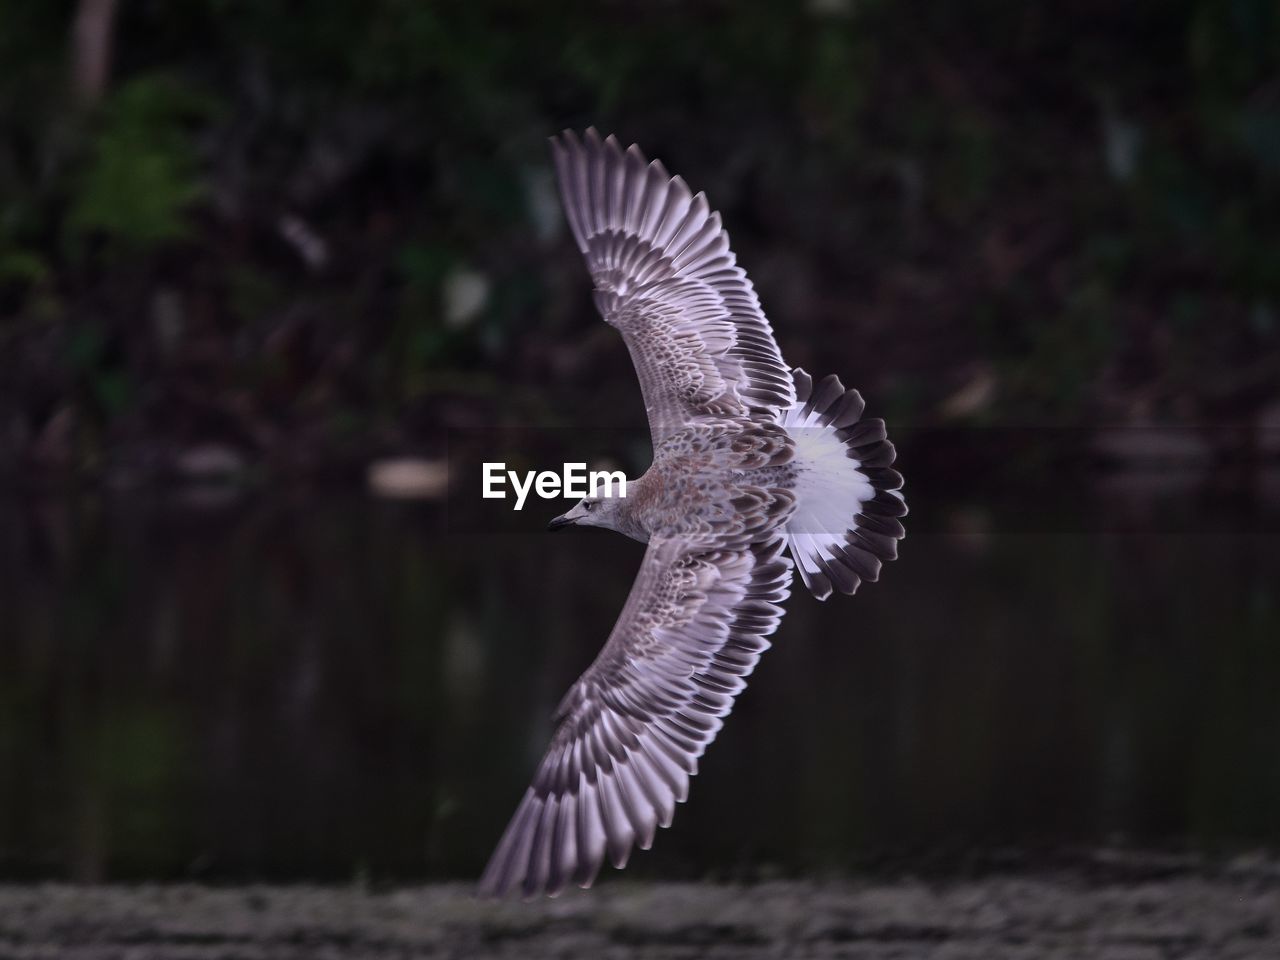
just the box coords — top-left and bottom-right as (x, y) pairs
(478, 129), (906, 898)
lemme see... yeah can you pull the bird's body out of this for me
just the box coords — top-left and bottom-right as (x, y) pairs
(607, 421), (794, 543)
(479, 130), (906, 898)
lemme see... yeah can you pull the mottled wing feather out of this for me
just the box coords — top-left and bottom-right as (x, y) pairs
(550, 129), (796, 444)
(478, 532), (794, 899)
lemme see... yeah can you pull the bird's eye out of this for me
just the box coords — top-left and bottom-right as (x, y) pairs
(583, 500), (595, 511)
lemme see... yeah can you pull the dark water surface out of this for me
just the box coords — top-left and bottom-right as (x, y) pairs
(2, 479), (1279, 883)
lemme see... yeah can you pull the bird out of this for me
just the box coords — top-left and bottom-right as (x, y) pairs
(478, 129), (906, 898)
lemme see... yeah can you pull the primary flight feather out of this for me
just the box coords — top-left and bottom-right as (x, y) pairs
(478, 129), (906, 898)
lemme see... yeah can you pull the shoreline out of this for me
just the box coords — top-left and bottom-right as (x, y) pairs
(3, 869), (1278, 959)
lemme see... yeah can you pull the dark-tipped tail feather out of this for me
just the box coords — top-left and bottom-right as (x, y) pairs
(781, 368), (906, 600)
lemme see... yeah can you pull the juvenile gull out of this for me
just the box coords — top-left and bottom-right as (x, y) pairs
(479, 130), (906, 898)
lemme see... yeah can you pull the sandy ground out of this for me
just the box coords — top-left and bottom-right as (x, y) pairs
(2, 865), (1279, 959)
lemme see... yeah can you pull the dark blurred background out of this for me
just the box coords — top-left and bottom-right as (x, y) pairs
(1, 0), (1279, 885)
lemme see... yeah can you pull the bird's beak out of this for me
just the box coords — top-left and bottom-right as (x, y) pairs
(547, 513), (575, 531)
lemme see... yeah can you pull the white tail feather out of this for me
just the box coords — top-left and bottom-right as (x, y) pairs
(779, 369), (906, 600)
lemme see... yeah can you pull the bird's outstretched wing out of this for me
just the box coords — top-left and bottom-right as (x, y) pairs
(478, 517), (794, 898)
(550, 129), (795, 445)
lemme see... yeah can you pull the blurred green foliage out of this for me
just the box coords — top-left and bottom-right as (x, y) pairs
(0, 0), (1276, 476)
(67, 76), (212, 250)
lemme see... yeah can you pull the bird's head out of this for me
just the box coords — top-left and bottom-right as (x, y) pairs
(548, 494), (625, 533)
